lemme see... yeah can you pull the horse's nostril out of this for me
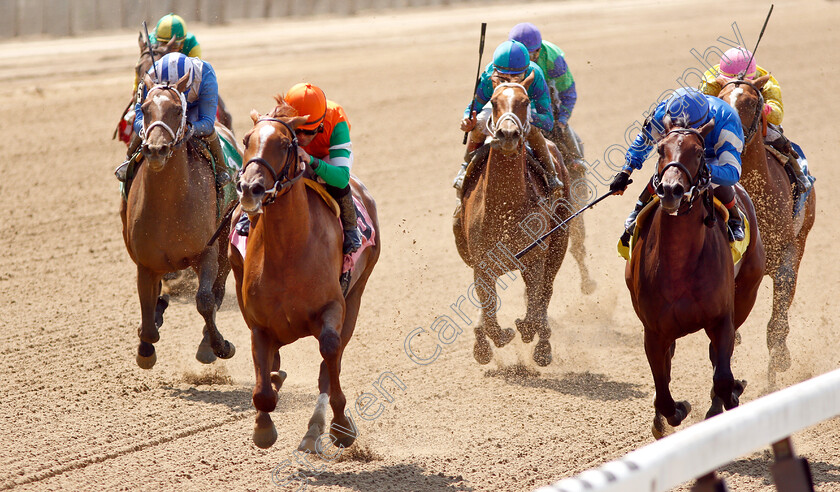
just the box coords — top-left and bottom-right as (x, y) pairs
(250, 183), (265, 197)
(673, 184), (685, 197)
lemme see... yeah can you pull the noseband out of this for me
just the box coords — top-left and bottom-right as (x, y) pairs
(722, 78), (765, 144)
(237, 117), (304, 206)
(653, 128), (712, 215)
(141, 84), (188, 157)
(487, 82), (531, 147)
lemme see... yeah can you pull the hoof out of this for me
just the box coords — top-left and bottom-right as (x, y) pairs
(515, 318), (537, 344)
(580, 278), (597, 296)
(665, 400), (692, 427)
(769, 345), (791, 373)
(488, 327), (515, 348)
(253, 413), (277, 449)
(652, 413), (673, 440)
(533, 340), (552, 367)
(330, 425), (357, 449)
(271, 371), (287, 391)
(215, 340), (236, 360)
(136, 342), (157, 369)
(473, 337), (492, 365)
(705, 399), (723, 420)
(298, 435), (318, 454)
(195, 336), (217, 365)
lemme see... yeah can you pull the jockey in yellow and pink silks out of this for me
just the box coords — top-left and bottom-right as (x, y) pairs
(700, 46), (812, 194)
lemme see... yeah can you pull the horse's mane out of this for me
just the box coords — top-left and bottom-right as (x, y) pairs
(269, 94), (299, 119)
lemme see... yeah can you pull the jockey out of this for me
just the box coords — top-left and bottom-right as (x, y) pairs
(455, 40), (562, 197)
(610, 87), (746, 243)
(236, 83), (362, 255)
(508, 23), (583, 171)
(700, 46), (812, 194)
(116, 52), (228, 188)
(132, 13), (202, 95)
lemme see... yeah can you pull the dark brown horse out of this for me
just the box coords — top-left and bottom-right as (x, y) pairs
(625, 117), (765, 438)
(121, 73), (237, 368)
(453, 74), (571, 367)
(230, 99), (380, 450)
(716, 76), (816, 384)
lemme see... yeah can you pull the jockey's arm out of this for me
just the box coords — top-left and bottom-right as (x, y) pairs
(708, 108), (744, 186)
(699, 67), (723, 96)
(544, 50), (576, 124)
(191, 63), (218, 138)
(528, 67), (554, 132)
(310, 121), (352, 189)
(760, 70), (784, 126)
(623, 107), (665, 173)
(463, 70), (493, 121)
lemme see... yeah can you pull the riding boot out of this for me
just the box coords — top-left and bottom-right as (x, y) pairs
(726, 202), (745, 242)
(338, 192), (362, 255)
(528, 128), (563, 191)
(789, 156), (812, 193)
(767, 124), (810, 193)
(620, 184), (654, 247)
(202, 130), (231, 188)
(234, 212), (251, 237)
(454, 137), (483, 197)
(115, 132), (142, 182)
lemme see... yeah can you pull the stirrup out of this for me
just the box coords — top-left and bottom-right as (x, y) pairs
(339, 271), (351, 295)
(234, 214), (250, 237)
(115, 161), (130, 182)
(343, 227), (362, 255)
(619, 227), (633, 248)
(453, 163), (467, 190)
(727, 219), (745, 242)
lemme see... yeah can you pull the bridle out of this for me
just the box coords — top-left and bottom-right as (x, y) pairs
(722, 78), (765, 144)
(140, 83), (188, 159)
(487, 82), (531, 148)
(653, 127), (713, 216)
(236, 117), (304, 206)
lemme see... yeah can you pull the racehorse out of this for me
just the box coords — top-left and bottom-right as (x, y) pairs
(453, 73), (571, 367)
(231, 99), (380, 450)
(716, 76), (816, 385)
(120, 72), (237, 369)
(626, 117), (765, 438)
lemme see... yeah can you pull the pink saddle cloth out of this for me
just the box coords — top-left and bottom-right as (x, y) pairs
(230, 195), (376, 274)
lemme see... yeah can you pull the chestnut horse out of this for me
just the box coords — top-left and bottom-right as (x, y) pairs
(626, 117), (765, 438)
(231, 100), (380, 450)
(453, 74), (571, 367)
(121, 73), (237, 369)
(716, 76), (816, 384)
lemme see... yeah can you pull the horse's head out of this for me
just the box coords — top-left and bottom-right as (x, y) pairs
(654, 116), (715, 214)
(138, 72), (189, 170)
(237, 97), (309, 214)
(716, 74), (771, 144)
(487, 71), (533, 153)
(134, 33), (177, 90)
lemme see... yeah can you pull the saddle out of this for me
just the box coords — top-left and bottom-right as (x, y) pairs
(461, 143), (552, 195)
(617, 196), (751, 268)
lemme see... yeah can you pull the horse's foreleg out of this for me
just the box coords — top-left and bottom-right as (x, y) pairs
(707, 316), (742, 413)
(519, 260), (552, 366)
(136, 265), (163, 369)
(319, 301), (357, 449)
(645, 331), (690, 437)
(195, 246), (235, 363)
(298, 362), (330, 454)
(473, 270), (514, 364)
(251, 327), (278, 449)
(767, 247), (800, 378)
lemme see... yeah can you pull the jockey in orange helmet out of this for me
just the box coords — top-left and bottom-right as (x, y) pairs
(700, 46), (812, 195)
(235, 83), (362, 255)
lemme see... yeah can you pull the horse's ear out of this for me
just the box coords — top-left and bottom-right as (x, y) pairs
(663, 114), (673, 132)
(715, 75), (730, 87)
(490, 73), (502, 89)
(288, 116), (309, 130)
(752, 74), (771, 90)
(250, 109), (261, 124)
(521, 71), (535, 90)
(175, 72), (190, 93)
(138, 32), (145, 50)
(165, 36), (177, 52)
(699, 118), (715, 138)
(143, 72), (155, 91)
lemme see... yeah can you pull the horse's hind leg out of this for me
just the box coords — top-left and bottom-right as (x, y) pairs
(320, 301), (358, 449)
(251, 328), (278, 449)
(569, 216), (596, 297)
(767, 245), (802, 382)
(645, 332), (690, 438)
(136, 265), (163, 369)
(473, 270), (514, 364)
(195, 246), (235, 363)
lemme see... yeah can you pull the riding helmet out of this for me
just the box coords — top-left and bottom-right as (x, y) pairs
(492, 40), (530, 74)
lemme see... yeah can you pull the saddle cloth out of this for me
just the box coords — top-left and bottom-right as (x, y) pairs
(229, 179), (376, 275)
(617, 196), (750, 267)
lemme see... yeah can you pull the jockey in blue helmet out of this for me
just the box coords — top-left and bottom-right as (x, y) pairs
(509, 23), (583, 172)
(610, 87), (747, 243)
(455, 40), (563, 198)
(116, 52), (228, 187)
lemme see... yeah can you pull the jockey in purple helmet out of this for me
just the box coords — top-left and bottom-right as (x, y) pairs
(509, 23), (584, 173)
(116, 52), (229, 188)
(455, 39), (563, 199)
(610, 87), (747, 243)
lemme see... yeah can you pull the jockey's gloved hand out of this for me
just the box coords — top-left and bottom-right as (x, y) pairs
(610, 171), (632, 194)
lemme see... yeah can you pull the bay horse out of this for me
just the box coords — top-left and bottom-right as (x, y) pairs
(453, 73), (571, 367)
(626, 117), (765, 438)
(716, 76), (816, 384)
(120, 72), (237, 369)
(231, 99), (380, 451)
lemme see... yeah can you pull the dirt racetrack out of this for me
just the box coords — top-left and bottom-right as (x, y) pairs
(1, 1), (839, 490)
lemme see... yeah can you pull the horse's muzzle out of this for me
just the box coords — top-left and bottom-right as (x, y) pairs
(237, 180), (266, 214)
(142, 143), (171, 170)
(657, 182), (685, 214)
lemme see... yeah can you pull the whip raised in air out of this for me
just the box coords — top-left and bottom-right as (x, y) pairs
(463, 22), (487, 145)
(739, 4), (774, 80)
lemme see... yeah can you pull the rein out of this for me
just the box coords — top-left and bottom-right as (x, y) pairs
(237, 117), (304, 207)
(722, 79), (765, 144)
(486, 82), (531, 147)
(140, 84), (188, 157)
(654, 128), (713, 218)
